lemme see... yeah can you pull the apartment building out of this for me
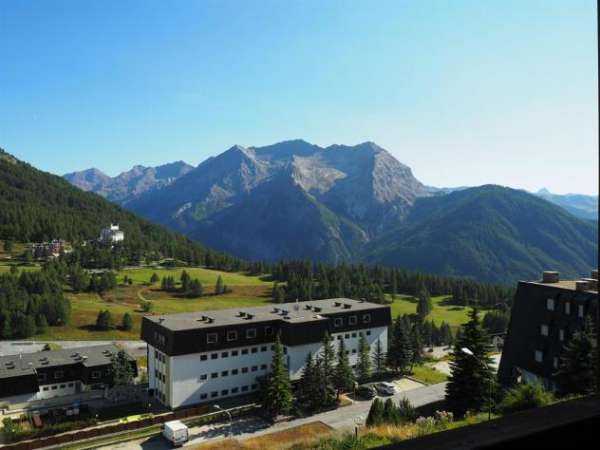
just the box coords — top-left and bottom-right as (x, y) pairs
(498, 270), (599, 389)
(141, 298), (391, 409)
(0, 344), (137, 405)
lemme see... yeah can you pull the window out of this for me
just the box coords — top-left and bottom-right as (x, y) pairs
(221, 389), (229, 396)
(227, 330), (238, 341)
(242, 349), (249, 355)
(211, 353), (218, 360)
(251, 384), (258, 390)
(242, 386), (248, 392)
(362, 314), (371, 324)
(232, 369), (238, 375)
(578, 305), (585, 318)
(38, 373), (47, 381)
(540, 324), (549, 336)
(222, 351), (229, 358)
(260, 346), (267, 352)
(211, 391), (218, 398)
(337, 336), (342, 340)
(207, 333), (218, 344)
(559, 329), (565, 341)
(565, 302), (571, 315)
(345, 334), (350, 339)
(221, 370), (229, 377)
(232, 350), (239, 356)
(200, 374), (207, 381)
(261, 364), (267, 370)
(52, 386), (57, 390)
(359, 331), (363, 336)
(283, 347), (288, 354)
(271, 345), (275, 350)
(334, 318), (343, 327)
(68, 383), (74, 387)
(352, 333), (357, 338)
(242, 367), (248, 373)
(366, 330), (371, 336)
(54, 370), (64, 379)
(60, 384), (66, 389)
(352, 349), (357, 354)
(200, 393), (207, 400)
(91, 370), (101, 379)
(200, 354), (207, 361)
(349, 316), (357, 325)
(211, 372), (218, 379)
(251, 366), (258, 372)
(553, 357), (559, 369)
(43, 387), (49, 391)
(251, 347), (258, 353)
(246, 328), (257, 339)
(232, 387), (239, 394)
(534, 350), (543, 363)
(546, 298), (555, 311)
(265, 326), (274, 336)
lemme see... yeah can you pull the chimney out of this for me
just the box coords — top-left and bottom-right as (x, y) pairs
(580, 278), (598, 291)
(592, 269), (598, 280)
(575, 281), (589, 292)
(542, 271), (559, 283)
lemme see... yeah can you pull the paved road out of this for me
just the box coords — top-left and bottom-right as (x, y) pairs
(98, 382), (447, 450)
(0, 340), (147, 358)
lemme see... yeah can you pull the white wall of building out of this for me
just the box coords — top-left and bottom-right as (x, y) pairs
(150, 325), (388, 409)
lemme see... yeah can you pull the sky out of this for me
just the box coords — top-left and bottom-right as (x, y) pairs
(0, 0), (597, 195)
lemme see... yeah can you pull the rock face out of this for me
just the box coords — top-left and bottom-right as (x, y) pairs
(64, 161), (193, 204)
(124, 140), (429, 262)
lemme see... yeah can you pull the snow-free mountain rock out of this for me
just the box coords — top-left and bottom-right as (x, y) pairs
(64, 161), (193, 205)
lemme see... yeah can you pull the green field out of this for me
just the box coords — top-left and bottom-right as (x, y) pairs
(388, 294), (474, 329)
(35, 266), (275, 340)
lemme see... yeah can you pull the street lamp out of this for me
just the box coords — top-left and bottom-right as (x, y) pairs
(214, 405), (233, 435)
(460, 347), (493, 421)
(354, 415), (364, 441)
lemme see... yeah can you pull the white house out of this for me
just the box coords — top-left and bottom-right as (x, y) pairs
(99, 224), (124, 243)
(141, 298), (391, 409)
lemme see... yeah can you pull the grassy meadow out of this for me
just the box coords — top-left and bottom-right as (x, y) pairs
(387, 294), (474, 330)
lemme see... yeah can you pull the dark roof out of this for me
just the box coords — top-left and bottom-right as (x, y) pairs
(144, 298), (388, 331)
(526, 280), (598, 294)
(0, 344), (122, 380)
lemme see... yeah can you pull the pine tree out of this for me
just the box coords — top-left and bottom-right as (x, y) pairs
(318, 333), (337, 408)
(356, 334), (372, 382)
(382, 398), (400, 425)
(150, 272), (159, 284)
(445, 309), (495, 417)
(366, 398), (385, 427)
(263, 334), (293, 418)
(410, 323), (423, 368)
(298, 352), (316, 410)
(388, 316), (412, 374)
(215, 275), (225, 295)
(180, 270), (190, 293)
(121, 312), (133, 331)
(372, 338), (387, 374)
(416, 288), (432, 319)
(334, 339), (355, 395)
(555, 315), (596, 396)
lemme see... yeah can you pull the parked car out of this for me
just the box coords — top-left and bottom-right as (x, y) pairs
(356, 384), (377, 399)
(162, 420), (189, 447)
(375, 382), (398, 396)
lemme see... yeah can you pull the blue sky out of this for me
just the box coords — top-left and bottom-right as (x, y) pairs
(0, 0), (597, 194)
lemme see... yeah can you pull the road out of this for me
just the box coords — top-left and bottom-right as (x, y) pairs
(97, 382), (447, 450)
(0, 340), (147, 358)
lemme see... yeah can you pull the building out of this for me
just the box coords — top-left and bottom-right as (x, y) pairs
(99, 224), (124, 243)
(498, 270), (599, 389)
(141, 298), (391, 409)
(0, 344), (136, 405)
(30, 239), (71, 258)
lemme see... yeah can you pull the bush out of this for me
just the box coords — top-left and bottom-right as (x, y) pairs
(397, 397), (417, 422)
(497, 382), (555, 415)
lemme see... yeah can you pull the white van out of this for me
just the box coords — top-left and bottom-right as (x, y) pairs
(162, 420), (189, 447)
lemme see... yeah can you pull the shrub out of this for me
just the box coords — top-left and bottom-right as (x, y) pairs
(397, 397), (417, 422)
(497, 382), (556, 415)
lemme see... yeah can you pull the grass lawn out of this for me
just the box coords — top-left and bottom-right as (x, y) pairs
(0, 262), (41, 274)
(388, 294), (476, 330)
(35, 267), (275, 340)
(410, 364), (448, 385)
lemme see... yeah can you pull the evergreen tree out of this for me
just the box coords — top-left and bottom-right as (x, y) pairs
(445, 309), (495, 417)
(215, 275), (225, 295)
(410, 323), (423, 368)
(416, 288), (432, 319)
(298, 352), (317, 410)
(180, 270), (190, 293)
(150, 272), (159, 284)
(263, 334), (293, 418)
(109, 350), (134, 387)
(187, 279), (203, 298)
(372, 338), (386, 374)
(95, 310), (114, 330)
(334, 339), (355, 395)
(3, 239), (13, 254)
(356, 334), (372, 382)
(317, 332), (337, 408)
(121, 312), (133, 331)
(366, 398), (385, 427)
(382, 398), (400, 424)
(388, 316), (413, 374)
(555, 315), (596, 396)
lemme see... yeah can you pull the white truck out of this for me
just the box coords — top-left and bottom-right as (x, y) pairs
(162, 420), (189, 447)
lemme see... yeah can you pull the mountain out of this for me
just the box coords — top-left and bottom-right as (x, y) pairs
(0, 148), (217, 263)
(125, 139), (428, 262)
(534, 188), (598, 221)
(363, 185), (598, 284)
(64, 161), (193, 205)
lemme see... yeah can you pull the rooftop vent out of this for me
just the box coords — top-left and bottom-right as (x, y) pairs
(592, 269), (598, 280)
(158, 317), (165, 323)
(313, 307), (322, 313)
(575, 281), (589, 292)
(359, 298), (366, 303)
(273, 307), (280, 313)
(281, 310), (289, 315)
(5, 361), (15, 369)
(283, 316), (291, 320)
(207, 318), (214, 324)
(542, 271), (560, 283)
(41, 360), (49, 365)
(71, 352), (79, 358)
(304, 305), (312, 310)
(238, 311), (246, 318)
(343, 304), (352, 309)
(334, 302), (341, 307)
(245, 314), (254, 320)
